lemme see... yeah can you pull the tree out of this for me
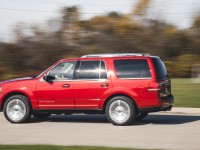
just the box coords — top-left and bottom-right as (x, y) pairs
(61, 6), (80, 29)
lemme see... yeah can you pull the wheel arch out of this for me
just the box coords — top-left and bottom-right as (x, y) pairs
(1, 91), (31, 110)
(102, 93), (139, 113)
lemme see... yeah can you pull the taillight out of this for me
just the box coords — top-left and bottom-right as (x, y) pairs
(159, 82), (171, 97)
(148, 81), (171, 97)
(148, 81), (160, 91)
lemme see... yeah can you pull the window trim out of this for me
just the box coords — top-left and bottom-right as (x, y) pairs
(117, 77), (152, 80)
(49, 78), (108, 82)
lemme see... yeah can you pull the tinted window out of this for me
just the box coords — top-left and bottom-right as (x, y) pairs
(48, 62), (76, 80)
(114, 59), (151, 78)
(152, 58), (168, 80)
(100, 61), (107, 79)
(78, 61), (100, 79)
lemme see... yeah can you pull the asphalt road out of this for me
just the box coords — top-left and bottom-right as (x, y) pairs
(0, 111), (200, 150)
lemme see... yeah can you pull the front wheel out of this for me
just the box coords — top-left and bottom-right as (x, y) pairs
(105, 96), (136, 125)
(3, 95), (31, 123)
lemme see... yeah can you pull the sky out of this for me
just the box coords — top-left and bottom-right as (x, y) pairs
(0, 0), (200, 42)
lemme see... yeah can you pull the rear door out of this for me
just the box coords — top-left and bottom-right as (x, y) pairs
(74, 60), (111, 109)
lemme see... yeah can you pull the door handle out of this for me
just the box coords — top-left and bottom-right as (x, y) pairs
(62, 84), (70, 88)
(101, 83), (109, 87)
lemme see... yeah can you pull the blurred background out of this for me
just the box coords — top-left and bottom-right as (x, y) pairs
(0, 0), (200, 107)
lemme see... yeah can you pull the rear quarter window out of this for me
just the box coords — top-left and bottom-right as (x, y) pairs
(152, 58), (168, 80)
(114, 59), (151, 79)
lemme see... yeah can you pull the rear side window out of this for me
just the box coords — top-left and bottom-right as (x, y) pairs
(100, 61), (107, 79)
(114, 59), (151, 79)
(78, 61), (107, 79)
(152, 58), (168, 80)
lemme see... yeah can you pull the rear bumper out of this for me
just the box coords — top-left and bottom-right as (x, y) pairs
(138, 104), (173, 113)
(138, 95), (174, 113)
(160, 95), (174, 104)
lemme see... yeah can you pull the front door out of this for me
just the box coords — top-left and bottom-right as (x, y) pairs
(36, 61), (77, 109)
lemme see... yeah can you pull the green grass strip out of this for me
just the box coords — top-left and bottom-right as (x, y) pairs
(0, 145), (159, 150)
(172, 78), (200, 107)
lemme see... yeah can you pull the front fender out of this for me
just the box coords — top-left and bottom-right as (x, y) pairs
(0, 81), (38, 110)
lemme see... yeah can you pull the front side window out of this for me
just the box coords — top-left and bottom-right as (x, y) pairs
(48, 61), (76, 80)
(114, 59), (151, 79)
(78, 61), (107, 79)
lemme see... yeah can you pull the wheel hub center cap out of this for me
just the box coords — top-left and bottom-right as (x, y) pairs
(115, 106), (124, 115)
(13, 105), (21, 112)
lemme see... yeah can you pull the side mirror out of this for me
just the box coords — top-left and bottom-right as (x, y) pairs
(43, 74), (55, 82)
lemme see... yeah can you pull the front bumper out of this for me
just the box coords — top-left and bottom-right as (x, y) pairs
(0, 93), (4, 110)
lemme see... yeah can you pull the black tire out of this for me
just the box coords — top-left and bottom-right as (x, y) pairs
(33, 113), (51, 119)
(135, 113), (148, 120)
(3, 95), (31, 123)
(64, 112), (73, 115)
(105, 96), (136, 126)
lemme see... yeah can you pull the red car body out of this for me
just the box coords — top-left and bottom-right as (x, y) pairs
(0, 54), (174, 125)
(0, 56), (173, 111)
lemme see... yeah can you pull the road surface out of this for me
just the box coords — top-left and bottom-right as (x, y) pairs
(0, 109), (200, 150)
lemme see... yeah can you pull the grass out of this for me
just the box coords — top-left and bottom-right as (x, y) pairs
(171, 78), (200, 107)
(0, 145), (156, 150)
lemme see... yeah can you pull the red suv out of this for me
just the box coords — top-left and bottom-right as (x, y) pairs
(0, 53), (174, 125)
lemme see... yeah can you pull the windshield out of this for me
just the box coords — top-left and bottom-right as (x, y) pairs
(152, 57), (168, 80)
(34, 65), (53, 78)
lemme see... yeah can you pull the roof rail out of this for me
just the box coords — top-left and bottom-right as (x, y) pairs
(81, 53), (150, 58)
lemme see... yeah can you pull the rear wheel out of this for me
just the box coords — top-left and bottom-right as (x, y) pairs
(33, 113), (51, 119)
(105, 96), (136, 125)
(135, 112), (148, 120)
(3, 95), (31, 123)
